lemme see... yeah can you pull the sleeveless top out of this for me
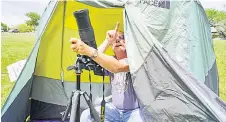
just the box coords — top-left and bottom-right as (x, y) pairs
(109, 58), (139, 111)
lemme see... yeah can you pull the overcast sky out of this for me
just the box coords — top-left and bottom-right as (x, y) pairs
(1, 0), (226, 26)
(1, 0), (49, 26)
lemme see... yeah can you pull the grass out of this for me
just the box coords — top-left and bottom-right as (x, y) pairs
(1, 33), (226, 108)
(213, 40), (226, 101)
(1, 32), (35, 107)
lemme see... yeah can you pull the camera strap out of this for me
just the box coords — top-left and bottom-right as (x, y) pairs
(88, 69), (95, 120)
(88, 69), (92, 101)
(100, 69), (106, 122)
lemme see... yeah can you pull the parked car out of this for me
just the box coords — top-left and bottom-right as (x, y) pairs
(1, 29), (4, 32)
(9, 29), (19, 33)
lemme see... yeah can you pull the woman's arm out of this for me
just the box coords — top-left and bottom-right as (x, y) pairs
(97, 39), (111, 53)
(89, 48), (129, 73)
(98, 22), (119, 53)
(70, 38), (129, 73)
(70, 22), (128, 73)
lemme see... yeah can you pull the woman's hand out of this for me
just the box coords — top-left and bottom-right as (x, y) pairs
(70, 38), (94, 56)
(106, 22), (119, 45)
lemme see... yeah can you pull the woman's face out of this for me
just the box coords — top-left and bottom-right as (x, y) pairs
(111, 32), (126, 53)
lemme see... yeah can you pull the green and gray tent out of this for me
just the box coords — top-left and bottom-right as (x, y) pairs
(2, 0), (226, 122)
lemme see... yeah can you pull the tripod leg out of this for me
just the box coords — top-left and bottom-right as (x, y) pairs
(76, 94), (80, 122)
(69, 91), (80, 122)
(83, 92), (101, 122)
(62, 91), (74, 122)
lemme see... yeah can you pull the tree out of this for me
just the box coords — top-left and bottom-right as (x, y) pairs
(17, 24), (33, 33)
(217, 11), (226, 23)
(205, 9), (226, 23)
(1, 22), (8, 31)
(25, 12), (40, 31)
(205, 9), (226, 39)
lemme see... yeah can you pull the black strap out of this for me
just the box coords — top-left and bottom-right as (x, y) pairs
(88, 67), (95, 120)
(88, 69), (92, 101)
(102, 70), (105, 99)
(100, 69), (106, 122)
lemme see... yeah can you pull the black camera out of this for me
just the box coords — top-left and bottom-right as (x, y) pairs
(74, 9), (97, 49)
(73, 9), (103, 75)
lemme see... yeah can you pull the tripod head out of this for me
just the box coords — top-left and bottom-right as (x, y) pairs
(67, 54), (103, 75)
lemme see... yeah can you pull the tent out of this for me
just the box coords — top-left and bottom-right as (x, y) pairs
(2, 0), (226, 122)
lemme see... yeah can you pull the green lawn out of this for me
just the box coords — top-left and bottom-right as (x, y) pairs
(213, 40), (226, 101)
(1, 33), (226, 108)
(1, 33), (35, 107)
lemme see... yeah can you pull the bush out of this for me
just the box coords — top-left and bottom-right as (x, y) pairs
(1, 22), (8, 32)
(17, 24), (33, 33)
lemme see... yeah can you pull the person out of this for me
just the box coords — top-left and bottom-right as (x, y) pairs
(70, 22), (144, 122)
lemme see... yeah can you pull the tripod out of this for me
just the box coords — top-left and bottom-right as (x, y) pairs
(62, 55), (104, 122)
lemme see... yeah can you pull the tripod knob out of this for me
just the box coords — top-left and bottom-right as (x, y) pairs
(67, 65), (74, 71)
(82, 57), (87, 63)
